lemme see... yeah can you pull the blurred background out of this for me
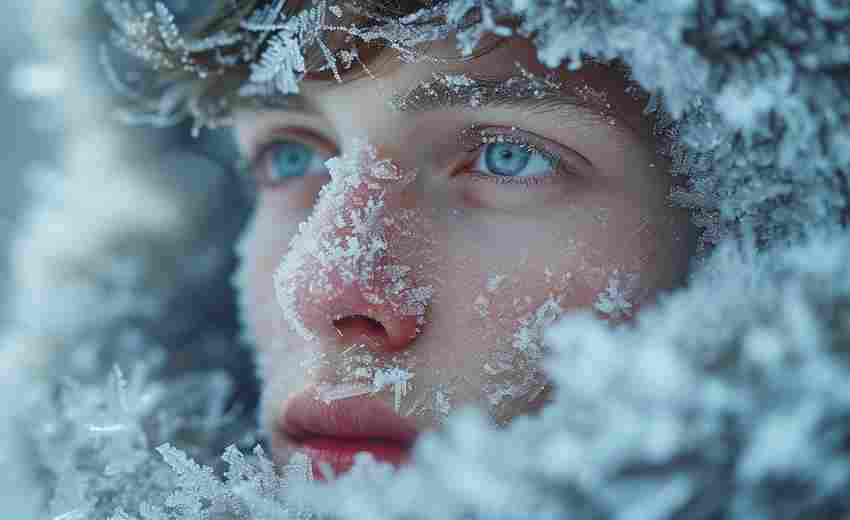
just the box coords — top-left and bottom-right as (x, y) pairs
(0, 2), (46, 288)
(0, 4), (51, 303)
(0, 0), (244, 325)
(1, 1), (260, 416)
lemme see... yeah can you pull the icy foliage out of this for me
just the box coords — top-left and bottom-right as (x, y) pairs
(23, 352), (260, 520)
(32, 229), (850, 520)
(5, 0), (850, 519)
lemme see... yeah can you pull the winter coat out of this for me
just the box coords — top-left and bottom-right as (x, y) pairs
(3, 1), (850, 519)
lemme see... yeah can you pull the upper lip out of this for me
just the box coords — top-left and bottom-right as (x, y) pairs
(281, 387), (420, 446)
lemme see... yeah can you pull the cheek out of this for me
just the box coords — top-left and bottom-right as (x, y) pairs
(424, 227), (602, 424)
(240, 193), (315, 346)
(440, 206), (688, 423)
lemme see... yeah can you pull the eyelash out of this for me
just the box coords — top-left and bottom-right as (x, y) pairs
(243, 129), (337, 186)
(459, 126), (567, 186)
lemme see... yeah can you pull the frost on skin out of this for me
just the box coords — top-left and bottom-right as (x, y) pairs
(311, 343), (419, 411)
(593, 269), (641, 320)
(481, 296), (565, 420)
(273, 139), (434, 342)
(391, 67), (567, 113)
(371, 367), (414, 412)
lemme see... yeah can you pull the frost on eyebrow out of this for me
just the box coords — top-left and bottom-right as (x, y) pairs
(388, 63), (623, 125)
(273, 139), (433, 342)
(389, 65), (569, 113)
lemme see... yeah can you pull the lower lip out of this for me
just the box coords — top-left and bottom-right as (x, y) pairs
(297, 437), (412, 480)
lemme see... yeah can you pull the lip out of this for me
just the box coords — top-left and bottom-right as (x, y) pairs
(281, 389), (420, 479)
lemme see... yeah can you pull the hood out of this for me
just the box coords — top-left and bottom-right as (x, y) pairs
(3, 1), (849, 518)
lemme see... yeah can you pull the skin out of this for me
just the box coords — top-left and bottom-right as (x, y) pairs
(231, 35), (696, 468)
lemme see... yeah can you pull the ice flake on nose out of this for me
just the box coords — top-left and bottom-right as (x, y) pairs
(274, 139), (431, 340)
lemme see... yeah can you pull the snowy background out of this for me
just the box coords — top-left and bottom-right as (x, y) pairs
(0, 4), (46, 310)
(0, 0), (242, 324)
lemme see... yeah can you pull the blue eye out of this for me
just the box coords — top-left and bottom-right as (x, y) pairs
(269, 140), (324, 182)
(475, 141), (556, 179)
(484, 142), (530, 176)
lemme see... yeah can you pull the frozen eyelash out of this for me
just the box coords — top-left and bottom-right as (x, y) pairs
(478, 134), (560, 170)
(459, 126), (563, 173)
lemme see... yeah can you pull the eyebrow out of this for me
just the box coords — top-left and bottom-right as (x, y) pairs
(387, 72), (635, 133)
(246, 92), (323, 117)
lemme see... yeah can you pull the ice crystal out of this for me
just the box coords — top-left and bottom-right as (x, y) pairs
(104, 0), (242, 77)
(372, 366), (414, 412)
(316, 382), (373, 403)
(512, 296), (563, 358)
(237, 0), (323, 97)
(593, 270), (640, 319)
(274, 139), (432, 342)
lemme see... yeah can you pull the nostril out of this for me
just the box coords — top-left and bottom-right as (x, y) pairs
(333, 315), (390, 346)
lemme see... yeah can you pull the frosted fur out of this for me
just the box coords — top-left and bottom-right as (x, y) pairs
(3, 0), (850, 519)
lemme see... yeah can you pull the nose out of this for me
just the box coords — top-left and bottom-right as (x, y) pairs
(274, 142), (430, 353)
(333, 312), (418, 353)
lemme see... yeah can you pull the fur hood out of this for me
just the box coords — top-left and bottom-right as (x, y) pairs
(3, 1), (850, 518)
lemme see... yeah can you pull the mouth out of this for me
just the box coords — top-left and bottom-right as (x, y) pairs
(280, 388), (420, 480)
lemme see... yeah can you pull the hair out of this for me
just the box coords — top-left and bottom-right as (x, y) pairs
(105, 0), (512, 129)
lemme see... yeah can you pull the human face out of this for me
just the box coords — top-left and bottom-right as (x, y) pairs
(232, 36), (694, 478)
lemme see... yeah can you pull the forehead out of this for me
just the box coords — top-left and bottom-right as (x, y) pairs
(298, 36), (650, 134)
(234, 36), (658, 153)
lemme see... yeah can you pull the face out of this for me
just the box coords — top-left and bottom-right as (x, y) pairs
(232, 35), (694, 478)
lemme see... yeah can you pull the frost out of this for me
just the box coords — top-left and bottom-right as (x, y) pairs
(237, 0), (319, 96)
(593, 269), (640, 319)
(512, 296), (563, 357)
(104, 0), (241, 77)
(315, 382), (373, 403)
(274, 139), (432, 342)
(372, 367), (414, 412)
(432, 389), (452, 419)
